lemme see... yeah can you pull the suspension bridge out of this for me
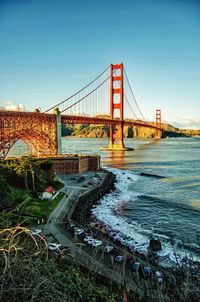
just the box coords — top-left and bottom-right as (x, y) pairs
(0, 63), (161, 159)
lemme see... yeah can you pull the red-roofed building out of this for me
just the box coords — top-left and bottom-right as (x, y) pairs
(45, 186), (55, 194)
(40, 186), (56, 200)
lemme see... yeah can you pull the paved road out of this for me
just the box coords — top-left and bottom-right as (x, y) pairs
(48, 188), (76, 223)
(49, 223), (141, 293)
(44, 171), (144, 294)
(48, 173), (93, 223)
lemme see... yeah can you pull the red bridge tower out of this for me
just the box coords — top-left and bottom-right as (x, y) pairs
(102, 63), (133, 151)
(109, 63), (125, 149)
(156, 109), (162, 139)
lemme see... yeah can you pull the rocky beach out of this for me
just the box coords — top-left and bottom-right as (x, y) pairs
(66, 167), (200, 277)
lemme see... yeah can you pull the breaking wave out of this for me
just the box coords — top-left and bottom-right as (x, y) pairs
(92, 167), (200, 266)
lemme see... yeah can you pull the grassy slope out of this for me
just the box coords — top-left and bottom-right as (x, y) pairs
(0, 159), (64, 226)
(0, 226), (117, 302)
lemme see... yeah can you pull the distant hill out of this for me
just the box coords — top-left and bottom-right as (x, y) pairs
(61, 118), (200, 139)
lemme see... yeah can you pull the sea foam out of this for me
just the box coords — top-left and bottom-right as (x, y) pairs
(92, 167), (200, 266)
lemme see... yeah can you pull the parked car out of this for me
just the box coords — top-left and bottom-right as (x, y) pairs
(31, 229), (46, 241)
(104, 245), (114, 253)
(75, 228), (84, 235)
(31, 229), (42, 236)
(143, 266), (152, 278)
(91, 177), (98, 184)
(87, 239), (97, 245)
(131, 262), (141, 272)
(83, 236), (93, 242)
(77, 176), (85, 183)
(68, 224), (76, 232)
(126, 255), (134, 264)
(155, 271), (164, 284)
(115, 255), (124, 263)
(48, 243), (62, 251)
(79, 231), (86, 239)
(91, 240), (102, 247)
(48, 243), (69, 256)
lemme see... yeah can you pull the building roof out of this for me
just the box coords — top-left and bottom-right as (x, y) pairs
(45, 186), (55, 193)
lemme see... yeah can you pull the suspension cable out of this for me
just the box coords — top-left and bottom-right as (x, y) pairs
(123, 67), (146, 121)
(113, 69), (139, 120)
(124, 94), (139, 119)
(61, 76), (110, 114)
(43, 65), (110, 113)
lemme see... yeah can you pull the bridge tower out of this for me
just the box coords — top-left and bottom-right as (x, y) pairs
(155, 109), (162, 139)
(54, 108), (62, 154)
(101, 63), (133, 151)
(109, 63), (124, 149)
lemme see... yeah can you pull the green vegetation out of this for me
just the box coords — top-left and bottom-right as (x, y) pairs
(0, 226), (116, 302)
(2, 156), (63, 191)
(62, 124), (110, 138)
(18, 192), (65, 225)
(0, 156), (64, 226)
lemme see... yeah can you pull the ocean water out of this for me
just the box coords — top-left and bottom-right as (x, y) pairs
(10, 136), (200, 264)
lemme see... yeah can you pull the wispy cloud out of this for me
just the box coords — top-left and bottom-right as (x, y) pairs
(2, 101), (25, 111)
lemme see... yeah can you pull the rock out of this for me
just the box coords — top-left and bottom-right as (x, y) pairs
(148, 238), (162, 252)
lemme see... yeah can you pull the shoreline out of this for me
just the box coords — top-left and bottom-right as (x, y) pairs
(69, 169), (160, 265)
(71, 170), (116, 226)
(46, 168), (200, 298)
(67, 168), (200, 271)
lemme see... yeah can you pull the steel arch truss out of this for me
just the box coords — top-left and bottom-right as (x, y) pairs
(0, 111), (58, 159)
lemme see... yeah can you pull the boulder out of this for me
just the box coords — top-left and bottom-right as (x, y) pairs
(148, 238), (162, 252)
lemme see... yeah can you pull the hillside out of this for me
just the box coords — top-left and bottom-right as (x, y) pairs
(62, 122), (200, 139)
(0, 157), (63, 221)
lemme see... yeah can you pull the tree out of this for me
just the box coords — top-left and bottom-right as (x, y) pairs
(0, 173), (11, 202)
(5, 156), (37, 191)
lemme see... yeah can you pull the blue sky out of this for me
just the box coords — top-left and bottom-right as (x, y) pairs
(0, 0), (200, 128)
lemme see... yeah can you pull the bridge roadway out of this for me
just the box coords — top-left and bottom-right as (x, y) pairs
(44, 171), (165, 296)
(0, 110), (161, 159)
(61, 114), (160, 131)
(0, 110), (160, 130)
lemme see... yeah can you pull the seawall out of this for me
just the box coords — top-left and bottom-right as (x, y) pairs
(71, 171), (116, 226)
